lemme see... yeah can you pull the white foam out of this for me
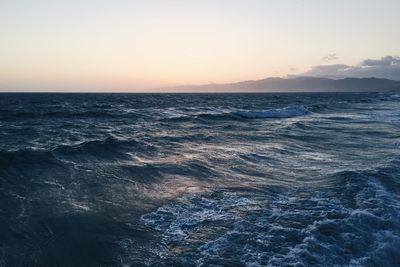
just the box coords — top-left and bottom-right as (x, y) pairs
(140, 171), (400, 266)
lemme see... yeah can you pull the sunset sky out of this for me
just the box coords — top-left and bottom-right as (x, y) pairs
(1, 0), (400, 91)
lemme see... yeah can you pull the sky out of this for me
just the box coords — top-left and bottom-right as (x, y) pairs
(1, 0), (400, 92)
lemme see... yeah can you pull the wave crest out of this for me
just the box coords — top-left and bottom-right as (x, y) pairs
(161, 106), (310, 121)
(233, 106), (309, 119)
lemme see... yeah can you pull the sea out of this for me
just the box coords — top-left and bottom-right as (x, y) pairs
(0, 92), (400, 266)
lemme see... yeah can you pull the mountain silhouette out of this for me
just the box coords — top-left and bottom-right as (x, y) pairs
(165, 76), (400, 92)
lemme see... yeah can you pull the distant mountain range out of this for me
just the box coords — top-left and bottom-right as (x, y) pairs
(164, 77), (400, 93)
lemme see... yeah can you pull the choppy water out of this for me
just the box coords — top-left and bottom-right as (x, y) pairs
(1, 92), (400, 267)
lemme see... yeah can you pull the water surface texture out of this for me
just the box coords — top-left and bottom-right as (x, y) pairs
(1, 92), (400, 266)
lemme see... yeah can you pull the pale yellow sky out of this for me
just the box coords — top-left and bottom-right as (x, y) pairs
(1, 0), (400, 91)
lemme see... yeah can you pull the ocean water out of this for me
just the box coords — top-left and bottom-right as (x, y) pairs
(0, 92), (400, 267)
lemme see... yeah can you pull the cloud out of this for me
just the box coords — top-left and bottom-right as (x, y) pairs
(361, 56), (400, 67)
(323, 53), (338, 62)
(300, 56), (400, 80)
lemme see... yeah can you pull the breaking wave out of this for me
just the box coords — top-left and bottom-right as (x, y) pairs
(141, 166), (400, 266)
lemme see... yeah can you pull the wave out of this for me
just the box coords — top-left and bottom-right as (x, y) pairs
(141, 166), (400, 266)
(390, 93), (400, 100)
(233, 106), (309, 119)
(52, 136), (157, 162)
(161, 106), (310, 121)
(0, 137), (157, 169)
(378, 93), (400, 101)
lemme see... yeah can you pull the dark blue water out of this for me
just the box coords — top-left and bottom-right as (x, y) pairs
(1, 92), (400, 266)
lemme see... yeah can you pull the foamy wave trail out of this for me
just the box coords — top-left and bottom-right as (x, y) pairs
(141, 167), (400, 266)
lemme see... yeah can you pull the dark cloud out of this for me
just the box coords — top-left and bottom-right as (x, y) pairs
(361, 56), (400, 67)
(302, 56), (400, 80)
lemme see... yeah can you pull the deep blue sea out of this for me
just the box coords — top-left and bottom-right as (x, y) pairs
(1, 92), (400, 266)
